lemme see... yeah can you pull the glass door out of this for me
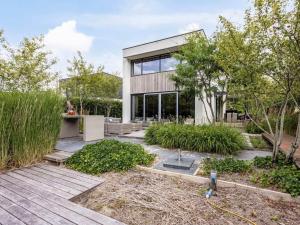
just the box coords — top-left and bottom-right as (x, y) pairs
(145, 94), (159, 121)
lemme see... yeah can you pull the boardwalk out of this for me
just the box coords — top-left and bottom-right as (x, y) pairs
(0, 164), (125, 225)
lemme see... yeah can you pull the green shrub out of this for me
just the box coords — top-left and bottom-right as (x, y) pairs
(245, 121), (263, 134)
(0, 92), (62, 169)
(69, 97), (122, 117)
(65, 139), (155, 175)
(253, 152), (286, 169)
(202, 157), (252, 175)
(145, 123), (245, 155)
(252, 165), (300, 197)
(250, 136), (270, 149)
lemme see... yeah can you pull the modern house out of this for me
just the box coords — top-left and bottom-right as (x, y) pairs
(122, 30), (224, 124)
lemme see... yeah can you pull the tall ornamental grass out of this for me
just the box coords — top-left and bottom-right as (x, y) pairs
(0, 92), (62, 169)
(145, 123), (245, 155)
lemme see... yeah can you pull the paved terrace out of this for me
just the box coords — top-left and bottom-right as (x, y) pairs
(0, 164), (125, 225)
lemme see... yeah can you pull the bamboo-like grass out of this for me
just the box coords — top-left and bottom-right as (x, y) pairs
(145, 123), (246, 155)
(0, 92), (63, 169)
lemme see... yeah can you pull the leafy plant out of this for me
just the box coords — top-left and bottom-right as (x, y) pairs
(201, 157), (252, 175)
(250, 136), (270, 149)
(245, 122), (263, 134)
(65, 139), (155, 175)
(145, 123), (245, 155)
(253, 153), (286, 169)
(0, 92), (62, 169)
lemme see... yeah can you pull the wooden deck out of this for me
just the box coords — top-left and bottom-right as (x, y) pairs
(0, 164), (125, 225)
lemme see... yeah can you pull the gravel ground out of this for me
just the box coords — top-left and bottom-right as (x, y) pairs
(74, 170), (300, 225)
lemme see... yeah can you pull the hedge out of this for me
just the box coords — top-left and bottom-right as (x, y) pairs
(0, 92), (63, 169)
(69, 97), (122, 117)
(145, 123), (245, 155)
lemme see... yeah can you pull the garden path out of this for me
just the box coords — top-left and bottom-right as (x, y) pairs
(0, 163), (125, 225)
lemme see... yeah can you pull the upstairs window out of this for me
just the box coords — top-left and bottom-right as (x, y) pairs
(161, 55), (179, 71)
(142, 58), (160, 74)
(133, 61), (142, 75)
(131, 54), (179, 76)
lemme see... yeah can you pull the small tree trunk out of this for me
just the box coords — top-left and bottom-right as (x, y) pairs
(286, 112), (300, 162)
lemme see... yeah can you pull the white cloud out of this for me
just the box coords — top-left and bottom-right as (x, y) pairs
(45, 20), (94, 56)
(179, 23), (201, 34)
(44, 20), (94, 76)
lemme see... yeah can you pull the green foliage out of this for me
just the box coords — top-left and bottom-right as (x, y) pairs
(172, 33), (226, 123)
(253, 153), (286, 169)
(145, 124), (245, 155)
(69, 97), (122, 117)
(202, 157), (252, 175)
(250, 136), (269, 149)
(245, 122), (263, 134)
(251, 165), (300, 197)
(65, 140), (155, 175)
(61, 51), (121, 99)
(0, 32), (57, 92)
(0, 92), (62, 169)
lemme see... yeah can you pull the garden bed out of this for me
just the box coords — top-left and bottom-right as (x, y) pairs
(74, 170), (300, 225)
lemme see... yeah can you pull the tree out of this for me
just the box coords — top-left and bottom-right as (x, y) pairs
(171, 33), (227, 124)
(216, 0), (300, 162)
(0, 31), (57, 92)
(62, 51), (121, 115)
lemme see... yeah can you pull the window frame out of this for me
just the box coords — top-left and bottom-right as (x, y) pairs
(131, 54), (179, 76)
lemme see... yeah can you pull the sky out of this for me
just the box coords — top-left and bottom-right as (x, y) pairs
(0, 0), (251, 78)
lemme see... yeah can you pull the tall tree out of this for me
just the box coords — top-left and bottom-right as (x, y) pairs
(0, 31), (57, 92)
(62, 51), (121, 115)
(171, 33), (227, 123)
(216, 0), (300, 161)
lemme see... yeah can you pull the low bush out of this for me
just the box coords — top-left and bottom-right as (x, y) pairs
(145, 123), (245, 155)
(250, 136), (270, 149)
(253, 152), (286, 169)
(201, 158), (252, 175)
(0, 92), (62, 169)
(245, 121), (263, 134)
(65, 139), (155, 175)
(251, 165), (300, 197)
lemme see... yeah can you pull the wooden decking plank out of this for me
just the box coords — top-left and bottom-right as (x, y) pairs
(34, 165), (101, 186)
(39, 164), (103, 182)
(0, 184), (75, 225)
(0, 195), (50, 225)
(5, 172), (73, 199)
(0, 182), (102, 225)
(0, 172), (124, 225)
(30, 166), (97, 188)
(21, 167), (87, 191)
(12, 170), (80, 196)
(0, 206), (26, 225)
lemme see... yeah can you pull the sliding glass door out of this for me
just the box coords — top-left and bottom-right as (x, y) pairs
(145, 94), (159, 121)
(131, 92), (182, 122)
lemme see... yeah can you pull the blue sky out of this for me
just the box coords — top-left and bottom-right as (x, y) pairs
(0, 0), (250, 77)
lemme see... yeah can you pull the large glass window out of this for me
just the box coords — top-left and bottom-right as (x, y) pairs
(131, 54), (179, 76)
(161, 93), (177, 120)
(179, 93), (195, 118)
(142, 58), (160, 74)
(131, 95), (143, 120)
(161, 56), (179, 71)
(133, 61), (142, 75)
(145, 94), (159, 121)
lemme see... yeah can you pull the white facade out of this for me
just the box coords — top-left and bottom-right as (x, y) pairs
(122, 30), (219, 124)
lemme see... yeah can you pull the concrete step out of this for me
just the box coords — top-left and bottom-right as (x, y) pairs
(44, 151), (74, 164)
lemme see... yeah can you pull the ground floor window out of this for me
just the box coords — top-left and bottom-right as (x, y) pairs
(131, 92), (194, 122)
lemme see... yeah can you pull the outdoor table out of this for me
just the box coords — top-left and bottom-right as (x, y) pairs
(59, 114), (104, 141)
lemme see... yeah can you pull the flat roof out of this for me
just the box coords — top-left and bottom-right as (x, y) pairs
(123, 29), (205, 50)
